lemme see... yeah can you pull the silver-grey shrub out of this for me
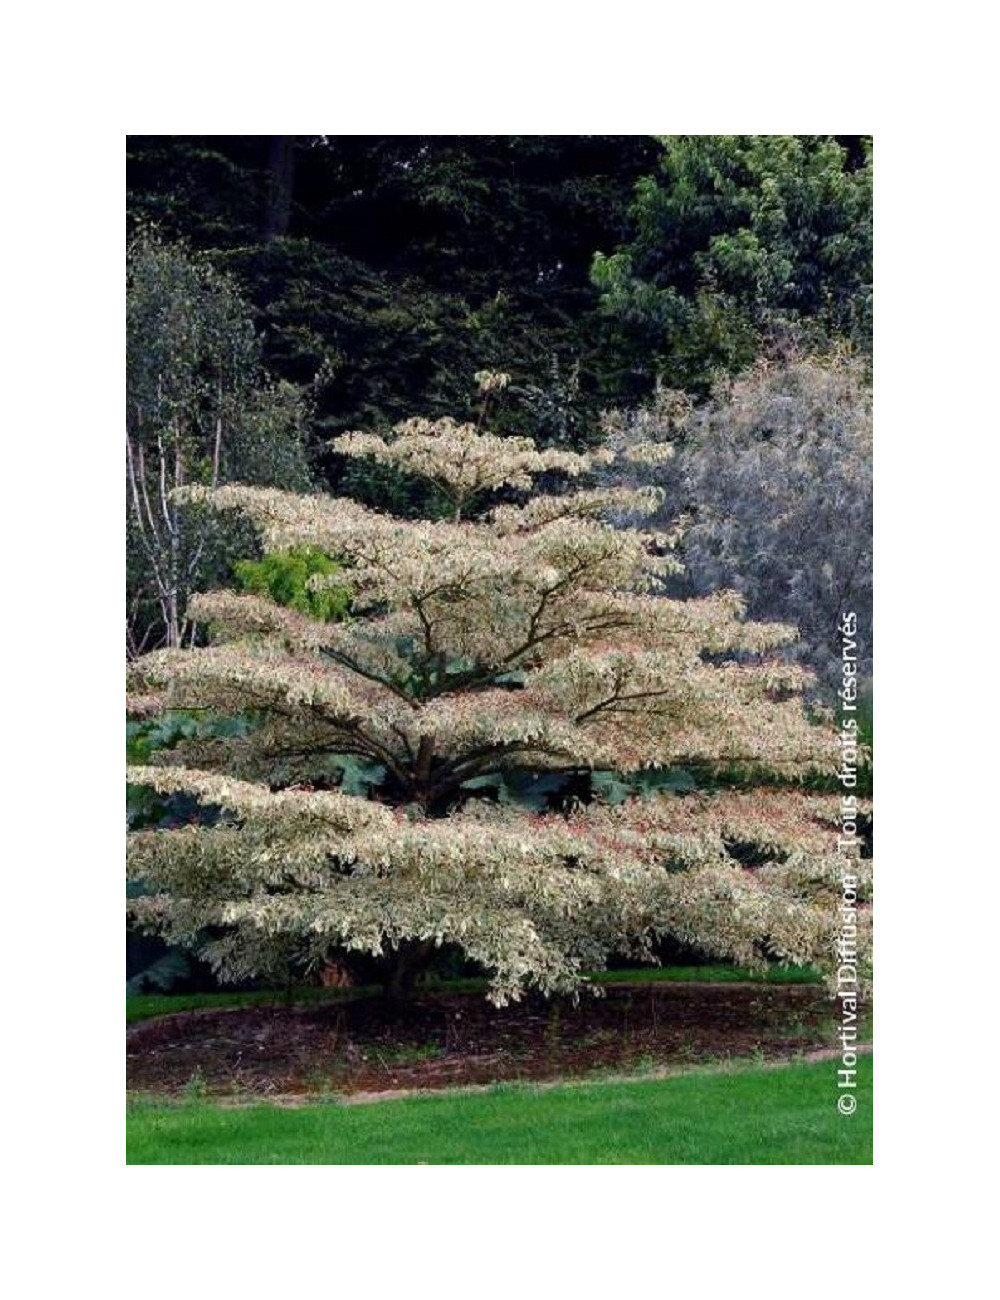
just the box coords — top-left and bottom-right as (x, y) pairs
(602, 355), (872, 698)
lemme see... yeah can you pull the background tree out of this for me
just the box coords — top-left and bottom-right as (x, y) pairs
(592, 135), (872, 393)
(126, 135), (661, 477)
(127, 137), (872, 456)
(126, 401), (870, 1003)
(599, 352), (873, 696)
(126, 229), (312, 654)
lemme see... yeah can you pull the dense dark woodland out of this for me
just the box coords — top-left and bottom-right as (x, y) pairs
(127, 135), (871, 459)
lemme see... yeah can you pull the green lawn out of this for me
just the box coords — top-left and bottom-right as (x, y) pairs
(126, 964), (821, 1024)
(126, 986), (359, 1025)
(127, 1054), (871, 1164)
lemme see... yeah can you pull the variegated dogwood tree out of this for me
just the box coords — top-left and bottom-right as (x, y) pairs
(127, 398), (871, 1002)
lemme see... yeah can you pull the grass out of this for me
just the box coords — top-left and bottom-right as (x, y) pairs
(127, 1053), (871, 1164)
(125, 985), (365, 1025)
(126, 964), (822, 1024)
(588, 964), (822, 986)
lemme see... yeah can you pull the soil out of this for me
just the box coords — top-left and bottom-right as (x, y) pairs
(127, 981), (861, 1099)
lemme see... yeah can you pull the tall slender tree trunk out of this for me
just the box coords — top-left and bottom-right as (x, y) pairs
(263, 136), (296, 240)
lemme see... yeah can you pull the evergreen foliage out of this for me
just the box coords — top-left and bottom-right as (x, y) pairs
(592, 135), (872, 392)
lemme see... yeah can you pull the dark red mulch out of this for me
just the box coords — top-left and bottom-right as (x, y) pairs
(127, 982), (854, 1098)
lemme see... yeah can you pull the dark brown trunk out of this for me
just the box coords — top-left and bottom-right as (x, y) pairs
(262, 136), (296, 240)
(384, 938), (436, 1001)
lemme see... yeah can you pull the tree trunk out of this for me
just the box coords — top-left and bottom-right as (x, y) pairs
(263, 136), (296, 240)
(384, 938), (436, 1001)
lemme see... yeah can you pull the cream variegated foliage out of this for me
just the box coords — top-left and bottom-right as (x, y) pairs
(129, 416), (870, 1001)
(332, 417), (609, 521)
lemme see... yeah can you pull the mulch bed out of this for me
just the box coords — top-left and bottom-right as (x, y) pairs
(127, 981), (853, 1098)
